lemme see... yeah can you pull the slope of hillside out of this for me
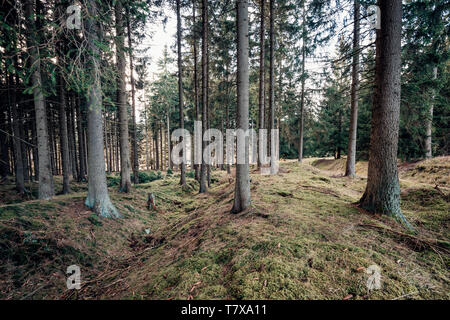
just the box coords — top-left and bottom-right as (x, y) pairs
(0, 159), (448, 300)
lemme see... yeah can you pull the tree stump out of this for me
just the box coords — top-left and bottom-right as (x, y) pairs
(147, 193), (156, 211)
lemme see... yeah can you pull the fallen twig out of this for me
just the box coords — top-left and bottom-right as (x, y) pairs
(357, 223), (450, 255)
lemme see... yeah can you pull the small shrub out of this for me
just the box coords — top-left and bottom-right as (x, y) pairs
(107, 176), (120, 187)
(130, 171), (163, 184)
(186, 170), (195, 178)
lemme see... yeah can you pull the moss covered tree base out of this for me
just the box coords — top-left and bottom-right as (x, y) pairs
(85, 196), (121, 219)
(359, 185), (414, 231)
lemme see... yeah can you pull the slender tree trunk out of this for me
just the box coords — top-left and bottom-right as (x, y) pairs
(359, 0), (411, 228)
(25, 0), (54, 200)
(108, 114), (113, 172)
(9, 72), (25, 193)
(199, 0), (208, 193)
(160, 122), (164, 171)
(115, 0), (132, 192)
(167, 113), (172, 170)
(345, 0), (360, 177)
(145, 116), (150, 171)
(76, 95), (86, 181)
(298, 3), (306, 163)
(232, 0), (251, 213)
(268, 0), (275, 164)
(125, 5), (139, 183)
(221, 116), (225, 170)
(58, 74), (71, 194)
(177, 0), (186, 186)
(31, 109), (39, 180)
(155, 132), (160, 170)
(258, 0), (266, 168)
(206, 35), (211, 188)
(17, 88), (29, 182)
(0, 91), (10, 178)
(337, 108), (342, 159)
(47, 105), (55, 175)
(67, 96), (78, 180)
(192, 1), (200, 181)
(425, 67), (438, 159)
(84, 0), (120, 218)
(225, 64), (231, 175)
(104, 112), (110, 174)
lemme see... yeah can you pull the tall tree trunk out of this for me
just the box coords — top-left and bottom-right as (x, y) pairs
(67, 96), (79, 180)
(425, 67), (438, 159)
(0, 90), (10, 178)
(160, 122), (164, 171)
(258, 0), (265, 168)
(108, 113), (113, 173)
(104, 111), (110, 174)
(345, 0), (360, 177)
(115, 0), (132, 192)
(193, 1), (200, 181)
(145, 116), (149, 171)
(47, 105), (55, 175)
(25, 0), (54, 200)
(76, 95), (86, 181)
(225, 63), (231, 175)
(9, 71), (25, 193)
(31, 109), (39, 180)
(337, 108), (342, 159)
(177, 0), (186, 186)
(206, 33), (211, 188)
(84, 0), (120, 218)
(17, 87), (30, 182)
(167, 113), (172, 170)
(359, 0), (411, 228)
(199, 0), (208, 193)
(298, 3), (306, 163)
(125, 4), (139, 183)
(155, 131), (160, 170)
(232, 0), (251, 213)
(268, 0), (275, 164)
(58, 75), (71, 194)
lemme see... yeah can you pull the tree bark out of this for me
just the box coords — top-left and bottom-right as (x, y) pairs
(0, 90), (10, 178)
(160, 122), (164, 171)
(232, 0), (251, 213)
(167, 113), (172, 170)
(125, 4), (139, 183)
(76, 95), (86, 181)
(67, 95), (79, 180)
(425, 67), (438, 159)
(155, 131), (160, 170)
(58, 74), (71, 194)
(115, 0), (132, 192)
(8, 70), (25, 193)
(177, 0), (186, 186)
(193, 1), (200, 181)
(345, 0), (360, 177)
(298, 3), (306, 163)
(199, 0), (208, 193)
(359, 0), (411, 228)
(258, 0), (266, 168)
(84, 0), (120, 218)
(104, 111), (110, 174)
(25, 0), (54, 200)
(268, 0), (275, 167)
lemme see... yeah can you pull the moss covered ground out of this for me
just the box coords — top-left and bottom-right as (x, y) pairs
(0, 157), (448, 300)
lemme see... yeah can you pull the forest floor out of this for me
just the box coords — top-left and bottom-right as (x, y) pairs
(0, 157), (449, 300)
